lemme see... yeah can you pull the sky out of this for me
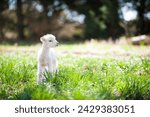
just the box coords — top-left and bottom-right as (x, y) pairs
(121, 5), (137, 21)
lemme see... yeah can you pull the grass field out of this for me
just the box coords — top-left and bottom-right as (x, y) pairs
(0, 41), (150, 100)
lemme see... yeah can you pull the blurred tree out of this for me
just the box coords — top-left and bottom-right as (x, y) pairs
(3, 0), (149, 42)
(16, 0), (25, 41)
(103, 0), (124, 39)
(38, 0), (53, 18)
(38, 0), (63, 26)
(30, 0), (65, 39)
(62, 0), (123, 39)
(122, 0), (150, 35)
(0, 0), (9, 40)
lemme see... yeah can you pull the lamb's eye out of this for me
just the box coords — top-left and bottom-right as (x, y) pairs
(49, 40), (52, 42)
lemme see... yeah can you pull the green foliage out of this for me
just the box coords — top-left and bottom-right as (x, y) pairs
(0, 53), (149, 100)
(64, 0), (123, 39)
(84, 9), (107, 38)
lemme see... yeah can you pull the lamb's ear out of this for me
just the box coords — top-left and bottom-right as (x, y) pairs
(40, 36), (45, 42)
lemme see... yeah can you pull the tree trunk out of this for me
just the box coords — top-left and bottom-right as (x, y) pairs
(16, 0), (25, 41)
(137, 0), (145, 35)
(0, 15), (4, 41)
(0, 26), (4, 41)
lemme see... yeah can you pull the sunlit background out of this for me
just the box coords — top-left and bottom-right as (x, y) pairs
(0, 0), (149, 42)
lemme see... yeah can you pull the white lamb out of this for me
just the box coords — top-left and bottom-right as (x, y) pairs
(37, 34), (58, 84)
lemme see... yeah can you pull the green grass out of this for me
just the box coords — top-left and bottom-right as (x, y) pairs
(0, 51), (149, 100)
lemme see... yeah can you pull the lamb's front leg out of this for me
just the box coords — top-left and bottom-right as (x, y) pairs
(37, 64), (45, 84)
(48, 63), (53, 73)
(53, 60), (58, 73)
(48, 59), (58, 73)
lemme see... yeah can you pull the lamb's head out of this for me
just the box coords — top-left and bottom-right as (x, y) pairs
(40, 34), (58, 47)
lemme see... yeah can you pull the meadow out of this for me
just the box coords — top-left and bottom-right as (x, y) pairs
(0, 41), (150, 100)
